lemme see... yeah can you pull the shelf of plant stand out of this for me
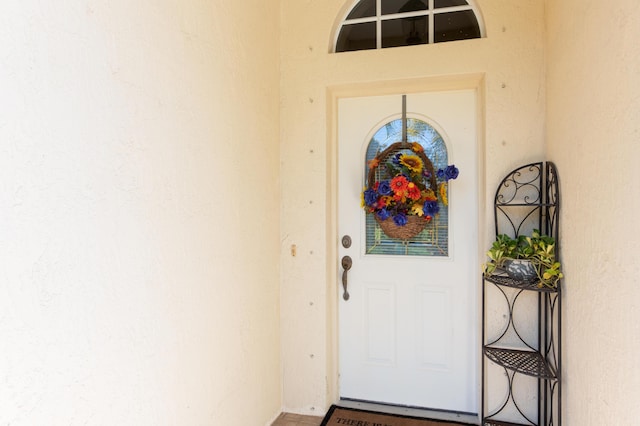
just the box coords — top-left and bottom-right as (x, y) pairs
(495, 202), (556, 207)
(483, 271), (558, 294)
(483, 419), (533, 426)
(484, 346), (557, 380)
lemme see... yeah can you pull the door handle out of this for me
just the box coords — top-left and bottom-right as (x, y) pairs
(341, 255), (352, 301)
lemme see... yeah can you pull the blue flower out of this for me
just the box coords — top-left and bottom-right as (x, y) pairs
(445, 165), (459, 180)
(392, 153), (403, 165)
(377, 208), (391, 220)
(437, 165), (460, 181)
(378, 180), (392, 196)
(393, 213), (408, 226)
(424, 200), (440, 216)
(364, 189), (378, 206)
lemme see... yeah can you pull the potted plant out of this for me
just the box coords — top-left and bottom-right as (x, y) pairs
(483, 230), (563, 289)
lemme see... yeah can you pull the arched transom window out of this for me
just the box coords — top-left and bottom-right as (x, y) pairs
(334, 0), (484, 52)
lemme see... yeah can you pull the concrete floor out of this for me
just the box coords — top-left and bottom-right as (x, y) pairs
(271, 412), (324, 426)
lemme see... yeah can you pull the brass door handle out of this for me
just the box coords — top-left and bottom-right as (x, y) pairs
(341, 255), (352, 301)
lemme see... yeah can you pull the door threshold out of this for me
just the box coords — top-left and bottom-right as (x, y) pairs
(338, 398), (479, 425)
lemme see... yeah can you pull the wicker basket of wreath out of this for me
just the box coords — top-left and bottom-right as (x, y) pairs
(362, 141), (459, 240)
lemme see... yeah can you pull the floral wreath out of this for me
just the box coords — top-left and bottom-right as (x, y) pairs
(361, 141), (459, 240)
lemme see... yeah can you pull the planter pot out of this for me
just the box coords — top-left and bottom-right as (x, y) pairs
(504, 259), (537, 281)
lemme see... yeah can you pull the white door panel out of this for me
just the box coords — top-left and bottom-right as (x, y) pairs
(338, 90), (478, 413)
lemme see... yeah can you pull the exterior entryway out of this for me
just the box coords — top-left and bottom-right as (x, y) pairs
(337, 90), (479, 414)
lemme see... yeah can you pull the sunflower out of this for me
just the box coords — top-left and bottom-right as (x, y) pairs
(439, 182), (449, 206)
(399, 154), (423, 173)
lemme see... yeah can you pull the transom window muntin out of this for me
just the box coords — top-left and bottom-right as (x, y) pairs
(334, 0), (484, 52)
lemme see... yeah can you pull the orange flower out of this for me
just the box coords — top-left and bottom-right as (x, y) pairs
(368, 158), (380, 170)
(390, 175), (409, 194)
(411, 142), (424, 153)
(423, 188), (436, 200)
(407, 182), (421, 200)
(393, 192), (406, 203)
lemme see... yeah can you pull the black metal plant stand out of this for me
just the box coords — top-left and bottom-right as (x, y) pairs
(481, 162), (561, 426)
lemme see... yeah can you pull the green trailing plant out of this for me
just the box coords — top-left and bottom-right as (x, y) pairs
(483, 230), (563, 289)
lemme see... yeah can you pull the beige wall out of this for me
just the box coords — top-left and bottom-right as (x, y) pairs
(280, 0), (547, 415)
(0, 1), (281, 425)
(4, 0), (637, 424)
(545, 1), (640, 424)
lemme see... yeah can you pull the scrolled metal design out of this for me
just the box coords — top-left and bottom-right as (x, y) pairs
(494, 162), (544, 238)
(486, 282), (537, 352)
(484, 368), (537, 426)
(544, 293), (560, 375)
(546, 163), (559, 206)
(495, 163), (543, 206)
(545, 162), (561, 243)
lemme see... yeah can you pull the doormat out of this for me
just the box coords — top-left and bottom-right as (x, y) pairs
(320, 405), (474, 426)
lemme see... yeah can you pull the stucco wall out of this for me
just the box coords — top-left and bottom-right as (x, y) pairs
(0, 1), (281, 425)
(545, 1), (640, 424)
(280, 0), (547, 415)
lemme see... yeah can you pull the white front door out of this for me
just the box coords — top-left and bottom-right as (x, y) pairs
(337, 90), (478, 414)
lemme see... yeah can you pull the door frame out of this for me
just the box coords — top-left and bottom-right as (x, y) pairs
(325, 74), (487, 420)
